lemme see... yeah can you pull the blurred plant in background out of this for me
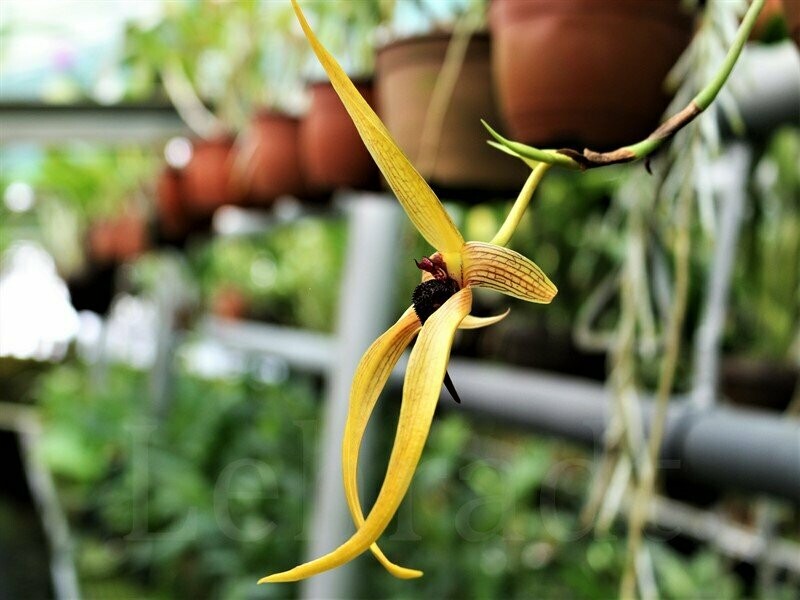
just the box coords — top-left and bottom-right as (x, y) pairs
(195, 215), (346, 331)
(34, 359), (774, 600)
(37, 359), (320, 599)
(123, 1), (308, 132)
(729, 126), (800, 361)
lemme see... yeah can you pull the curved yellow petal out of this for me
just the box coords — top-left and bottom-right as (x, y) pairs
(459, 309), (510, 329)
(291, 0), (464, 254)
(342, 307), (422, 578)
(260, 288), (473, 584)
(462, 241), (557, 303)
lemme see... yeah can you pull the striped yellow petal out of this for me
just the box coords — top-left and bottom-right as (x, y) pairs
(459, 309), (510, 329)
(259, 288), (473, 583)
(462, 241), (557, 303)
(291, 0), (464, 254)
(342, 307), (422, 579)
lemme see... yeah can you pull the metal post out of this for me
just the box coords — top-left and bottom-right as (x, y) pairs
(300, 192), (402, 600)
(692, 144), (750, 408)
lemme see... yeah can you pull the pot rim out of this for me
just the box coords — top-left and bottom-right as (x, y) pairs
(376, 29), (490, 55)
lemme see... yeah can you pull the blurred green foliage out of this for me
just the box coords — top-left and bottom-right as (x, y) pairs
(193, 215), (346, 332)
(32, 147), (155, 220)
(123, 0), (309, 123)
(37, 360), (320, 599)
(0, 145), (156, 277)
(729, 126), (800, 359)
(34, 360), (759, 599)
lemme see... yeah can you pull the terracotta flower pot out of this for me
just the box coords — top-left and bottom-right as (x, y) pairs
(489, 0), (695, 150)
(376, 32), (528, 199)
(784, 0), (800, 48)
(114, 212), (148, 262)
(88, 214), (148, 264)
(211, 286), (249, 321)
(233, 111), (306, 206)
(182, 136), (237, 217)
(300, 80), (379, 193)
(87, 219), (117, 265)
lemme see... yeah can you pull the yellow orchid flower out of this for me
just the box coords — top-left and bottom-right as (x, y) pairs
(259, 1), (557, 584)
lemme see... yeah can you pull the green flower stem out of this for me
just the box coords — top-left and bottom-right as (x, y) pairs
(485, 0), (766, 171)
(694, 0), (763, 111)
(490, 162), (551, 247)
(483, 121), (581, 170)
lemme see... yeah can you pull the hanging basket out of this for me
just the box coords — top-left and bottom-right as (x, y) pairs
(488, 0), (695, 150)
(233, 110), (306, 206)
(300, 80), (380, 194)
(182, 136), (238, 217)
(376, 31), (528, 200)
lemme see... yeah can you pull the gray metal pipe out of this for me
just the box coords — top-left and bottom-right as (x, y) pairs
(206, 315), (800, 502)
(673, 405), (800, 502)
(443, 359), (800, 503)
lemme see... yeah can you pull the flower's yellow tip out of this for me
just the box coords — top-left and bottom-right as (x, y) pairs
(388, 566), (424, 579)
(258, 563), (422, 585)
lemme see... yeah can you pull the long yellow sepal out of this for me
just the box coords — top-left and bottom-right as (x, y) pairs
(341, 303), (507, 579)
(342, 307), (422, 578)
(291, 0), (464, 255)
(462, 241), (557, 304)
(259, 288), (473, 583)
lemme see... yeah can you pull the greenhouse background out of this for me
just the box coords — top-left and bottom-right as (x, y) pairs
(0, 0), (799, 599)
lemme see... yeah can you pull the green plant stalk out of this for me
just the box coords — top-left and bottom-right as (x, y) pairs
(491, 162), (550, 246)
(486, 0), (766, 171)
(583, 195), (650, 532)
(619, 169), (695, 600)
(483, 121), (579, 169)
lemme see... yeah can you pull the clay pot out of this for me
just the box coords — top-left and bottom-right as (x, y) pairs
(114, 212), (148, 261)
(88, 213), (148, 264)
(300, 80), (379, 193)
(211, 286), (249, 321)
(784, 0), (800, 48)
(87, 219), (117, 265)
(376, 32), (528, 199)
(234, 111), (305, 206)
(489, 0), (695, 150)
(182, 136), (237, 217)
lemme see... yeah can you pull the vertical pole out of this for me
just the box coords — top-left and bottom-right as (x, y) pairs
(691, 144), (750, 408)
(150, 258), (181, 417)
(300, 192), (401, 600)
